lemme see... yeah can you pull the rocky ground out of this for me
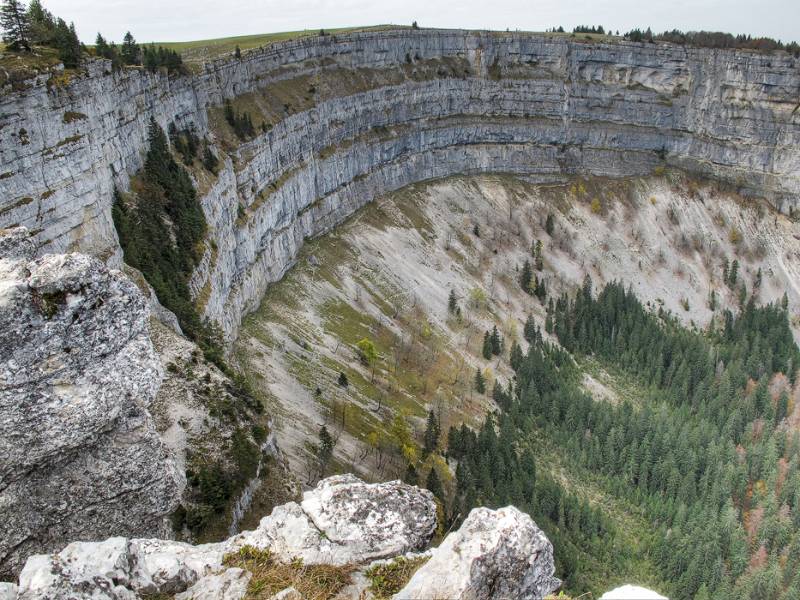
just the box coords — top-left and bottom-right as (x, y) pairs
(0, 475), (561, 600)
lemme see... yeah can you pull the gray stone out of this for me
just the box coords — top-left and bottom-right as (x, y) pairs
(395, 505), (560, 600)
(0, 227), (182, 578)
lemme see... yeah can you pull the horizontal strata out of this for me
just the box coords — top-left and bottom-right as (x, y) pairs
(0, 29), (799, 339)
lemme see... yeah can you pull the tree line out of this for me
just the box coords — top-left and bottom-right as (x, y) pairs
(1, 0), (183, 72)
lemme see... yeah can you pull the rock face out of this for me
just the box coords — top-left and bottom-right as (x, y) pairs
(396, 506), (560, 600)
(10, 475), (437, 599)
(1, 30), (799, 340)
(0, 227), (182, 578)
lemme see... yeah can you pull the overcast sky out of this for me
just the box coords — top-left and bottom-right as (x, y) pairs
(43, 0), (799, 45)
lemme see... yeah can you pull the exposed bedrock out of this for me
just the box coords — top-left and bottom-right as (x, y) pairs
(1, 29), (799, 339)
(0, 227), (182, 578)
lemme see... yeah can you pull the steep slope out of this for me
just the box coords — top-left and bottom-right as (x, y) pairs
(236, 170), (800, 480)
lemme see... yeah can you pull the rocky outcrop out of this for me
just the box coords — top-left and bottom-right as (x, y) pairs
(1, 30), (798, 340)
(0, 227), (182, 578)
(396, 505), (560, 600)
(9, 475), (439, 599)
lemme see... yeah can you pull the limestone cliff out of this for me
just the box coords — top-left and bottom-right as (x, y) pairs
(1, 30), (798, 340)
(0, 227), (182, 577)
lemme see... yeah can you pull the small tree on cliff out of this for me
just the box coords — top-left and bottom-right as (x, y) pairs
(1, 0), (31, 51)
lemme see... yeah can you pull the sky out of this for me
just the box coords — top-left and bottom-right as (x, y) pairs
(42, 0), (800, 45)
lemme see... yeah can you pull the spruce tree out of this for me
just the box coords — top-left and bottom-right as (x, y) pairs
(520, 259), (533, 294)
(234, 44), (241, 59)
(448, 289), (457, 314)
(423, 410), (440, 456)
(482, 331), (493, 360)
(545, 213), (554, 236)
(2, 0), (31, 50)
(474, 368), (486, 394)
(426, 466), (444, 500)
(490, 325), (502, 355)
(120, 30), (139, 65)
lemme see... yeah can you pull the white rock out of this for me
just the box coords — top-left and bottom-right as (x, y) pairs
(0, 583), (18, 600)
(174, 568), (251, 600)
(13, 476), (436, 599)
(395, 506), (560, 600)
(600, 585), (668, 599)
(230, 475), (436, 565)
(269, 587), (302, 600)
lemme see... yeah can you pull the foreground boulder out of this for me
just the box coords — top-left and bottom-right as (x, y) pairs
(11, 475), (437, 599)
(0, 227), (182, 578)
(396, 505), (560, 600)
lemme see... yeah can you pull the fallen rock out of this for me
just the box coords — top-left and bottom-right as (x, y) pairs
(231, 475), (437, 565)
(395, 505), (560, 600)
(269, 587), (302, 600)
(0, 227), (182, 578)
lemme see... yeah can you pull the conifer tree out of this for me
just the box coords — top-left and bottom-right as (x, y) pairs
(1, 0), (31, 50)
(120, 30), (139, 65)
(423, 410), (440, 456)
(474, 368), (486, 394)
(490, 325), (502, 355)
(426, 466), (443, 500)
(482, 331), (493, 360)
(404, 463), (418, 485)
(520, 259), (533, 294)
(545, 213), (555, 236)
(448, 289), (457, 314)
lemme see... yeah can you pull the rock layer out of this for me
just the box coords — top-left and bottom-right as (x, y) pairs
(0, 227), (182, 578)
(1, 30), (798, 340)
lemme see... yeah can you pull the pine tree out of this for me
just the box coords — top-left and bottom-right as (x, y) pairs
(337, 371), (349, 387)
(490, 325), (502, 356)
(426, 466), (444, 500)
(729, 259), (739, 287)
(482, 331), (493, 360)
(520, 259), (533, 294)
(120, 31), (139, 65)
(316, 425), (335, 475)
(782, 291), (789, 311)
(472, 223), (480, 237)
(234, 44), (241, 59)
(27, 0), (54, 45)
(474, 368), (486, 394)
(545, 213), (555, 236)
(423, 410), (440, 456)
(448, 289), (457, 314)
(2, 0), (31, 50)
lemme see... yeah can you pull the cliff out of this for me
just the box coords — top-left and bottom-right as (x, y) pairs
(1, 29), (798, 340)
(0, 227), (182, 577)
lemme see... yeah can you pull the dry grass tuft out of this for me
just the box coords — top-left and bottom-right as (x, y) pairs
(224, 546), (354, 599)
(366, 554), (430, 598)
